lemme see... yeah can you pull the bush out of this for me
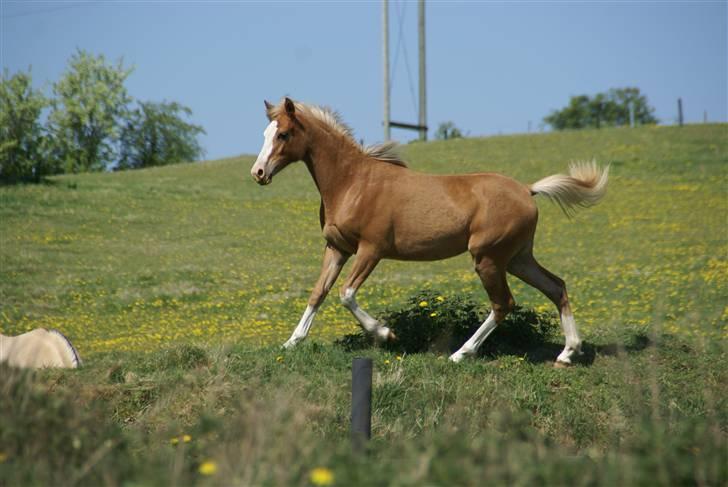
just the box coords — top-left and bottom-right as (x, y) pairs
(335, 289), (560, 356)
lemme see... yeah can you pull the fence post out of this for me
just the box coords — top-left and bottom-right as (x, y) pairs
(677, 98), (684, 126)
(351, 357), (373, 452)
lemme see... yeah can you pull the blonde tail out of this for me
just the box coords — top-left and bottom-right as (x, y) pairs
(530, 160), (610, 216)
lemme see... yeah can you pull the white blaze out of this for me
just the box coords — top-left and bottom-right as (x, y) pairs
(254, 121), (278, 169)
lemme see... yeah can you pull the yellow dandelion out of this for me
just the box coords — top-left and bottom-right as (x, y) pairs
(419, 301), (428, 307)
(396, 355), (402, 361)
(309, 467), (334, 486)
(198, 460), (218, 476)
(430, 312), (438, 317)
(276, 355), (284, 363)
(170, 437), (179, 445)
(436, 296), (445, 302)
(182, 434), (192, 443)
(384, 359), (390, 365)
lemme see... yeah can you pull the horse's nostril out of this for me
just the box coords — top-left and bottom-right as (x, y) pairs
(257, 168), (264, 177)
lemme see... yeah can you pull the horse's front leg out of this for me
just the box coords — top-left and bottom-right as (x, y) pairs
(339, 245), (396, 342)
(282, 244), (349, 349)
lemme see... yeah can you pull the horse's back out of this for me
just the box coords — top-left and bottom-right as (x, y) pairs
(362, 168), (537, 261)
(0, 329), (79, 369)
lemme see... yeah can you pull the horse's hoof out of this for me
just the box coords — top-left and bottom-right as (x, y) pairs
(554, 360), (571, 369)
(449, 350), (470, 363)
(375, 326), (396, 343)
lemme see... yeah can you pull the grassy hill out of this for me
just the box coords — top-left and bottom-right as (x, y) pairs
(1, 124), (726, 485)
(1, 124), (726, 354)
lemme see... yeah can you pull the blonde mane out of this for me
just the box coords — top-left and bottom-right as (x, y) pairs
(268, 99), (407, 167)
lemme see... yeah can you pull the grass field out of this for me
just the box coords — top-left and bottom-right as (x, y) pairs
(1, 124), (726, 485)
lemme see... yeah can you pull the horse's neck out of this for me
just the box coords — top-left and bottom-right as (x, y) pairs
(304, 130), (363, 208)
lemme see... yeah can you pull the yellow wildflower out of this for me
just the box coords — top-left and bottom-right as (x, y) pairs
(182, 434), (192, 443)
(430, 312), (438, 317)
(310, 467), (334, 486)
(170, 437), (179, 445)
(419, 300), (428, 307)
(396, 355), (402, 361)
(276, 355), (284, 363)
(0, 452), (7, 463)
(198, 460), (218, 475)
(384, 359), (390, 365)
(436, 296), (445, 302)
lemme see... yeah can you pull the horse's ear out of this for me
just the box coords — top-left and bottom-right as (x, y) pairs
(284, 97), (296, 116)
(264, 100), (273, 120)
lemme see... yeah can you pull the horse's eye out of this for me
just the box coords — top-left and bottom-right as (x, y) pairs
(277, 132), (289, 141)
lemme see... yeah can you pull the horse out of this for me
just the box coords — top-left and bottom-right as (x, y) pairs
(250, 97), (608, 366)
(0, 328), (82, 369)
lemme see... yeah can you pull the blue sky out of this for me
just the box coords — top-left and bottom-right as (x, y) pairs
(2, 1), (726, 160)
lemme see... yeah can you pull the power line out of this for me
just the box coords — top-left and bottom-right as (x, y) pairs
(1, 2), (98, 20)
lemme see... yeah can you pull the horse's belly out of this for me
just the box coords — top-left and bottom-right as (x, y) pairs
(388, 228), (469, 261)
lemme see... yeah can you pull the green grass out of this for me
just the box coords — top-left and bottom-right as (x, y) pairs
(1, 124), (726, 485)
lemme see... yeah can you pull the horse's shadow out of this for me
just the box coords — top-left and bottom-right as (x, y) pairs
(335, 310), (653, 367)
(479, 332), (652, 366)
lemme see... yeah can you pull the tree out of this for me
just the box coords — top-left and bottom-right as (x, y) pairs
(117, 101), (205, 170)
(608, 87), (658, 126)
(0, 69), (54, 183)
(543, 95), (591, 130)
(434, 121), (463, 140)
(48, 50), (133, 173)
(544, 87), (657, 130)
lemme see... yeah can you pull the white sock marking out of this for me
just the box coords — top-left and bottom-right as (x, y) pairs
(556, 309), (582, 364)
(341, 288), (391, 340)
(449, 311), (497, 362)
(283, 304), (317, 349)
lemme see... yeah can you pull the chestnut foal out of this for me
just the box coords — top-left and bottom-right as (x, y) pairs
(250, 98), (608, 366)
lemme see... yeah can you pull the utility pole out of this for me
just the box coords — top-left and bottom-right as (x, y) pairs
(383, 0), (427, 141)
(418, 0), (427, 141)
(383, 0), (390, 141)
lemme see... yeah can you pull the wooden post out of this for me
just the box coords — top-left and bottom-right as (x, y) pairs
(678, 98), (684, 126)
(351, 357), (372, 452)
(629, 101), (635, 128)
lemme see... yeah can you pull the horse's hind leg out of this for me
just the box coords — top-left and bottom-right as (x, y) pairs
(508, 248), (582, 366)
(339, 243), (395, 342)
(283, 244), (349, 349)
(450, 256), (515, 362)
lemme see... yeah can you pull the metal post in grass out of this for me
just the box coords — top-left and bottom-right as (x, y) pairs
(351, 357), (373, 452)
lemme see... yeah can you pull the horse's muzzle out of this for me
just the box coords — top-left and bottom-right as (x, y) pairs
(251, 167), (271, 185)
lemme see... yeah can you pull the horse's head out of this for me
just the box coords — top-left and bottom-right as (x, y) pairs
(251, 97), (307, 185)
